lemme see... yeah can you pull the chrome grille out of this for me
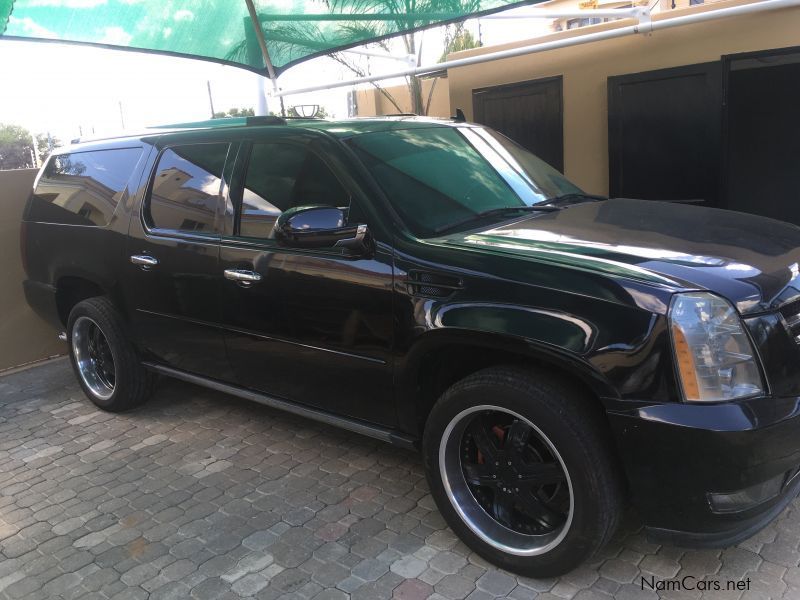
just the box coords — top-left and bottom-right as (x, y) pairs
(779, 299), (800, 344)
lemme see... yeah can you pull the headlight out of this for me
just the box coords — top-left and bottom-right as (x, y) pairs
(669, 292), (764, 402)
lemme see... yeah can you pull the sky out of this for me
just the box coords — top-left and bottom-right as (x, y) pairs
(0, 9), (553, 145)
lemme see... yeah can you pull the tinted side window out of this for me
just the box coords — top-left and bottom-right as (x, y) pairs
(30, 148), (142, 226)
(147, 143), (229, 233)
(239, 142), (349, 238)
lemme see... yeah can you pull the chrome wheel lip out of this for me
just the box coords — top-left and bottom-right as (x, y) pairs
(439, 404), (574, 557)
(71, 316), (115, 401)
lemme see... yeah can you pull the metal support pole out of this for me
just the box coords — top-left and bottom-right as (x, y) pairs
(256, 76), (269, 116)
(207, 80), (216, 118)
(244, 0), (279, 87)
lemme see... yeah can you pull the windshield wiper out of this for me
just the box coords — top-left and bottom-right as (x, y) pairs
(434, 205), (561, 235)
(540, 193), (607, 207)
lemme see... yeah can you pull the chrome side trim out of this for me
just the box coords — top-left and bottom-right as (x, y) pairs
(142, 362), (416, 449)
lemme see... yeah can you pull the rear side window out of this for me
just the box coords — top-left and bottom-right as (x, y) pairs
(30, 148), (142, 226)
(147, 143), (229, 234)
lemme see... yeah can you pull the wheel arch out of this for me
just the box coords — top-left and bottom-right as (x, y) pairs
(55, 272), (122, 327)
(396, 329), (617, 438)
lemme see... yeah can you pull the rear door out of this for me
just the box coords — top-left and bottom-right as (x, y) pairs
(218, 133), (396, 426)
(123, 140), (235, 381)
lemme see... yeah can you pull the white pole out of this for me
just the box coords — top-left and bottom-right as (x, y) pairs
(482, 8), (641, 19)
(275, 0), (800, 97)
(31, 133), (40, 167)
(256, 76), (269, 116)
(343, 48), (417, 62)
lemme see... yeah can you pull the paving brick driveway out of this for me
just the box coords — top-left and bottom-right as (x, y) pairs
(0, 359), (799, 600)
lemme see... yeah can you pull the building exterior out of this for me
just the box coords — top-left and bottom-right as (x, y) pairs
(352, 78), (450, 119)
(442, 0), (799, 222)
(544, 0), (731, 33)
(353, 0), (800, 223)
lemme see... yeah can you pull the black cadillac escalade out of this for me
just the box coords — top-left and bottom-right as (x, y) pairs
(21, 115), (800, 576)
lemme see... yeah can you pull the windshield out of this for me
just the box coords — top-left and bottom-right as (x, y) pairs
(347, 125), (583, 237)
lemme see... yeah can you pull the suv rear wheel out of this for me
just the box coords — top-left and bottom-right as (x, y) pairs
(67, 297), (155, 412)
(423, 366), (622, 577)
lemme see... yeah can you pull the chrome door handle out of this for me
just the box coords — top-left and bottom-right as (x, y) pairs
(130, 255), (158, 269)
(224, 269), (262, 284)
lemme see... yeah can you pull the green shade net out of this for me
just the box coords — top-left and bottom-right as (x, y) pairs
(0, 0), (538, 76)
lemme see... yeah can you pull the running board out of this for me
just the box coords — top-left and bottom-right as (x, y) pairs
(142, 362), (417, 450)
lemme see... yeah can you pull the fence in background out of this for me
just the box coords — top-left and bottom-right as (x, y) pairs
(0, 169), (64, 371)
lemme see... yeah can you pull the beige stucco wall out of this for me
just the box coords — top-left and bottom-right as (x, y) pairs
(0, 169), (65, 371)
(355, 77), (451, 117)
(447, 0), (800, 194)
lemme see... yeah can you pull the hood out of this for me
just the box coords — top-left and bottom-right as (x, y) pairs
(438, 198), (800, 315)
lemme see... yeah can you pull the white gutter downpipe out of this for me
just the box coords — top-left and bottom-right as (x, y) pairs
(275, 0), (800, 97)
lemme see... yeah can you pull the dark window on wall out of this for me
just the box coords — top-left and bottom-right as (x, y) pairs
(238, 142), (349, 238)
(30, 148), (142, 226)
(147, 143), (229, 233)
(566, 17), (603, 28)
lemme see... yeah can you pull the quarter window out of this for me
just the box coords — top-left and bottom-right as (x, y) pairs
(147, 143), (229, 233)
(31, 148), (142, 226)
(238, 142), (349, 238)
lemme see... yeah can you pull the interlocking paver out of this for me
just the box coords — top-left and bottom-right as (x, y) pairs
(0, 359), (798, 599)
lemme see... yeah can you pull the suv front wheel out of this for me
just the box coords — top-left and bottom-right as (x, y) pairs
(423, 366), (622, 577)
(67, 297), (155, 412)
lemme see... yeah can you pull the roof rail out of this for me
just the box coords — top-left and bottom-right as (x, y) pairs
(246, 115), (287, 126)
(149, 115), (287, 130)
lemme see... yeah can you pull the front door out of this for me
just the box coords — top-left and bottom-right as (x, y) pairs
(218, 136), (396, 426)
(123, 141), (233, 381)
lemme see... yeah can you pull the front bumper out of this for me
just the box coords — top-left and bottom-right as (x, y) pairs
(607, 395), (800, 547)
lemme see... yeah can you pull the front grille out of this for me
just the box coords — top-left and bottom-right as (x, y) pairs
(779, 299), (800, 344)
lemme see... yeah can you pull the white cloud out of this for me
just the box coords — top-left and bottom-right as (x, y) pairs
(99, 26), (132, 45)
(7, 16), (58, 38)
(26, 0), (107, 7)
(173, 10), (194, 22)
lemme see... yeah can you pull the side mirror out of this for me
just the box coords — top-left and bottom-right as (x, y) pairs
(274, 205), (370, 253)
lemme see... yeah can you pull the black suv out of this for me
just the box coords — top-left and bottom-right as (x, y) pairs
(21, 116), (800, 576)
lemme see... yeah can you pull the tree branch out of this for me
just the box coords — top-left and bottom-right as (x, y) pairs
(330, 53), (406, 114)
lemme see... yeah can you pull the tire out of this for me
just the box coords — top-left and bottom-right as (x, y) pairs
(422, 365), (622, 577)
(67, 297), (155, 412)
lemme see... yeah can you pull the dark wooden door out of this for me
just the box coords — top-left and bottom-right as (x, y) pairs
(724, 51), (800, 224)
(608, 63), (723, 206)
(473, 76), (564, 171)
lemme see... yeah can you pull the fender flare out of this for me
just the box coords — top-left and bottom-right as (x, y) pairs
(395, 328), (618, 434)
